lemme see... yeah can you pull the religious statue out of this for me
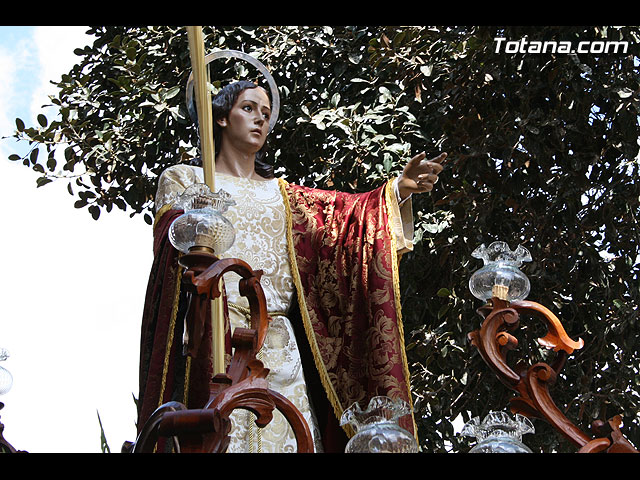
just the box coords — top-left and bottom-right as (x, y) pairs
(136, 41), (446, 453)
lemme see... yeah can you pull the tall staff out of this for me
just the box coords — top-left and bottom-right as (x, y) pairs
(186, 26), (215, 187)
(186, 26), (225, 375)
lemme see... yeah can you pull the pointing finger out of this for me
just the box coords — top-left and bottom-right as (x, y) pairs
(420, 152), (447, 173)
(429, 153), (447, 171)
(432, 152), (448, 164)
(408, 151), (427, 167)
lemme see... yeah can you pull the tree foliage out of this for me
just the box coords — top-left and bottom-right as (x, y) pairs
(7, 26), (640, 453)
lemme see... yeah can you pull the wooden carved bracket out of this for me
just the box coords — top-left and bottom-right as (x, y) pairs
(469, 297), (638, 453)
(131, 251), (314, 453)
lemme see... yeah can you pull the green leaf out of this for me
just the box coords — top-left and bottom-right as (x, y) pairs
(126, 46), (137, 61)
(383, 153), (393, 173)
(64, 146), (75, 161)
(15, 118), (24, 132)
(164, 85), (180, 100)
(89, 205), (101, 220)
(36, 176), (52, 188)
(29, 148), (39, 165)
(437, 288), (451, 297)
(37, 114), (48, 127)
(437, 304), (450, 319)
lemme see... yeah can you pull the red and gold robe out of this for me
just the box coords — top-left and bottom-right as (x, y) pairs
(138, 165), (416, 452)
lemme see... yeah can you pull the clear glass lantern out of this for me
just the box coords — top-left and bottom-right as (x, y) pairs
(168, 183), (236, 255)
(461, 411), (535, 453)
(340, 396), (419, 453)
(0, 348), (13, 396)
(468, 241), (532, 302)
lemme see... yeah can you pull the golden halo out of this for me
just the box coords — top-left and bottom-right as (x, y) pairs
(186, 49), (280, 134)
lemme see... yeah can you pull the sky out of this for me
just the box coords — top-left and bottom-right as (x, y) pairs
(0, 26), (152, 453)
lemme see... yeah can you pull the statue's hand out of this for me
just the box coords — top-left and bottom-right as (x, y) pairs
(397, 152), (447, 200)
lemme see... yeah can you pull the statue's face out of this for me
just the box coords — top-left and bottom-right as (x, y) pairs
(217, 87), (271, 154)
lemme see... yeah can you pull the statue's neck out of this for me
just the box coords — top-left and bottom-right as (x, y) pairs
(214, 148), (260, 180)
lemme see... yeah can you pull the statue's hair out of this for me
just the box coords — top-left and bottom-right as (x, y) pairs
(210, 80), (274, 179)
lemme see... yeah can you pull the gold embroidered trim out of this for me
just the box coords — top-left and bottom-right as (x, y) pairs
(154, 203), (174, 232)
(277, 178), (352, 438)
(158, 255), (184, 410)
(183, 355), (191, 406)
(228, 302), (287, 319)
(384, 178), (419, 441)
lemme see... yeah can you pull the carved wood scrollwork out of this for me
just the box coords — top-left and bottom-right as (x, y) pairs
(469, 297), (638, 453)
(132, 251), (314, 453)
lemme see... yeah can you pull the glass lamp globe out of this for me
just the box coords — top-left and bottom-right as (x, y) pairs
(469, 241), (532, 302)
(168, 183), (236, 255)
(0, 348), (13, 396)
(461, 411), (535, 453)
(340, 396), (419, 453)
